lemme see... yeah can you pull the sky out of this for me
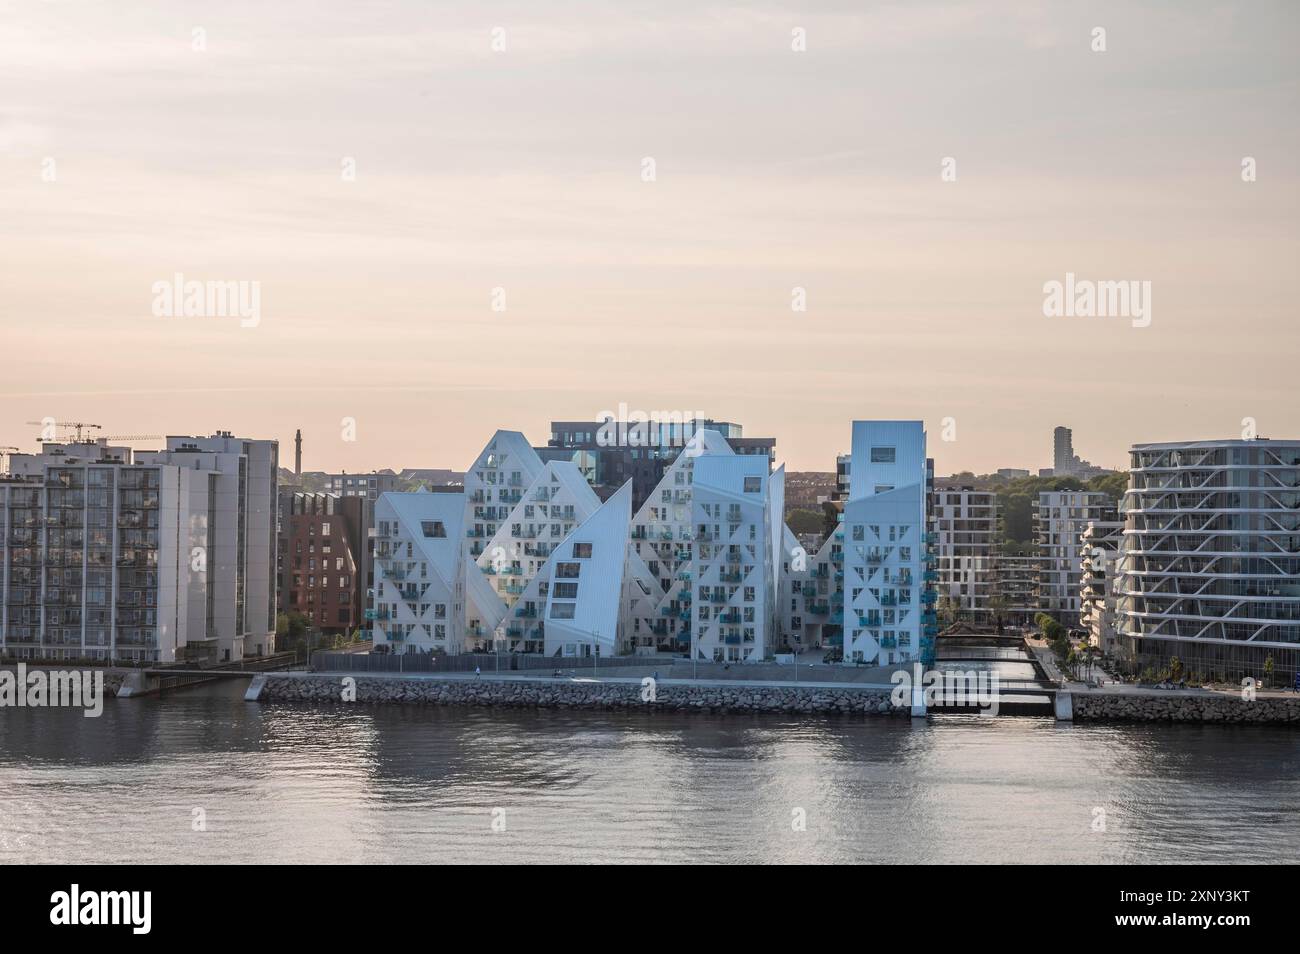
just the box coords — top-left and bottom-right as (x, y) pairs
(1, 0), (1297, 475)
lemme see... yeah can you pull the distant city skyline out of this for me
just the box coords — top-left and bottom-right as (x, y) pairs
(0, 411), (1245, 478)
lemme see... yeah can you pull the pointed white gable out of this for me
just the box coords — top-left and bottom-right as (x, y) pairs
(529, 481), (633, 657)
(477, 460), (602, 611)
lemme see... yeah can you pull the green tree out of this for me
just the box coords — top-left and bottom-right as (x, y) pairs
(786, 508), (824, 535)
(937, 594), (957, 627)
(1264, 655), (1275, 689)
(1087, 471), (1129, 506)
(987, 594), (1009, 634)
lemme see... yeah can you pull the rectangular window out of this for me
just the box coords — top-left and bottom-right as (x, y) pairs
(556, 562), (581, 579)
(870, 446), (896, 463)
(550, 602), (576, 620)
(553, 582), (579, 599)
(743, 476), (761, 493)
(573, 542), (593, 558)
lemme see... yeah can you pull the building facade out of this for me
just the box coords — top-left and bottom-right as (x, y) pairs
(1, 433), (277, 664)
(1117, 439), (1300, 684)
(931, 487), (1000, 625)
(1079, 519), (1125, 654)
(277, 492), (366, 637)
(544, 416), (775, 511)
(1035, 490), (1116, 624)
(842, 421), (935, 665)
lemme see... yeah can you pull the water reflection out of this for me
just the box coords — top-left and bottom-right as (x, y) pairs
(1, 682), (1297, 864)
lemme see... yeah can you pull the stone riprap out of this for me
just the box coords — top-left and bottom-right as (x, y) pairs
(258, 674), (909, 716)
(1072, 690), (1300, 723)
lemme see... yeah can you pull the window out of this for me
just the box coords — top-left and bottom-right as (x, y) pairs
(553, 582), (579, 599)
(573, 542), (593, 558)
(556, 562), (581, 579)
(421, 521), (446, 538)
(743, 476), (761, 493)
(870, 446), (896, 463)
(550, 602), (576, 620)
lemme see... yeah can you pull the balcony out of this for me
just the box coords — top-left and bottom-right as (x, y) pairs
(515, 606), (536, 618)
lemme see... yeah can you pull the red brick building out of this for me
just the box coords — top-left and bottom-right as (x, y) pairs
(277, 492), (367, 635)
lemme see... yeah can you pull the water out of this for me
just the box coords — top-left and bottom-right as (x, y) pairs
(2, 682), (1298, 864)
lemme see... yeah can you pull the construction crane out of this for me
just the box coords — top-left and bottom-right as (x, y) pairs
(102, 434), (163, 443)
(25, 420), (102, 443)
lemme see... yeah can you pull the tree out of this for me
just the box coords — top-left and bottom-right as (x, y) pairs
(937, 594), (957, 627)
(786, 508), (824, 536)
(1087, 471), (1129, 506)
(1264, 655), (1275, 689)
(987, 594), (1010, 634)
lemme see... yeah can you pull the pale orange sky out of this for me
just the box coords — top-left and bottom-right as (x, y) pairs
(1, 1), (1297, 475)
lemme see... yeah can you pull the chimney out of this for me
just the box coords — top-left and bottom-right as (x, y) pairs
(294, 429), (302, 476)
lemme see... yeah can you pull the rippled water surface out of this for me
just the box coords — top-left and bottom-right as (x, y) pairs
(2, 682), (1298, 863)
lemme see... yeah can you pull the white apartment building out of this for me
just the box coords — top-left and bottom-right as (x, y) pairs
(932, 487), (999, 625)
(462, 430), (545, 648)
(1118, 439), (1300, 684)
(371, 490), (467, 654)
(627, 429), (735, 654)
(521, 482), (639, 659)
(1079, 519), (1125, 654)
(1035, 490), (1116, 624)
(476, 460), (601, 647)
(779, 525), (842, 653)
(1, 433), (277, 663)
(842, 421), (935, 665)
(689, 455), (784, 662)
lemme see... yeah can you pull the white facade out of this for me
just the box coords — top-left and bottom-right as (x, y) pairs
(527, 482), (636, 658)
(842, 421), (934, 665)
(626, 429), (735, 654)
(476, 460), (601, 650)
(462, 430), (544, 648)
(371, 490), (466, 654)
(1035, 490), (1115, 623)
(779, 526), (841, 653)
(931, 487), (999, 624)
(1118, 439), (1300, 683)
(1079, 520), (1124, 653)
(689, 455), (783, 662)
